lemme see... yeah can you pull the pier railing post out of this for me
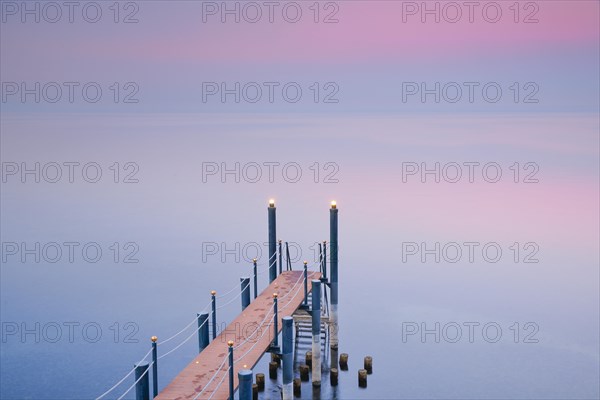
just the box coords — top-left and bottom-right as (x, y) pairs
(322, 240), (328, 281)
(329, 201), (338, 350)
(238, 369), (253, 400)
(319, 243), (323, 274)
(151, 337), (158, 398)
(252, 258), (258, 299)
(285, 242), (291, 271)
(227, 341), (234, 400)
(272, 293), (279, 348)
(268, 199), (277, 283)
(303, 261), (308, 307)
(311, 280), (322, 387)
(241, 277), (250, 311)
(278, 239), (283, 275)
(211, 290), (217, 340)
(282, 316), (294, 400)
(198, 312), (209, 352)
(134, 362), (150, 400)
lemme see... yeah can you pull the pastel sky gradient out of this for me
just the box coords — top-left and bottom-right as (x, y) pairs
(1, 1), (599, 112)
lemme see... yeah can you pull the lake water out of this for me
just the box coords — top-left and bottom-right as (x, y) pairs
(1, 113), (598, 399)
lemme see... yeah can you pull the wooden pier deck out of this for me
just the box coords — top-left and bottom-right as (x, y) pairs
(156, 270), (322, 400)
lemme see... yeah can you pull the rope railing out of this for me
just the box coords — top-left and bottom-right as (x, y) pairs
(255, 255), (278, 276)
(95, 347), (153, 400)
(159, 299), (211, 346)
(207, 365), (231, 400)
(195, 264), (321, 399)
(234, 312), (275, 361)
(98, 240), (324, 400)
(282, 273), (314, 310)
(233, 303), (275, 350)
(158, 317), (209, 360)
(216, 280), (251, 311)
(192, 352), (229, 400)
(204, 314), (276, 400)
(278, 259), (320, 301)
(116, 361), (154, 400)
(217, 251), (275, 299)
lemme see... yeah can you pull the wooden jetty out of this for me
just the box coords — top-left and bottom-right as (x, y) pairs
(156, 270), (321, 400)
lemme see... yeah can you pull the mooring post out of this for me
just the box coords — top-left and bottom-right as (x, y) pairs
(272, 293), (279, 348)
(241, 277), (251, 311)
(151, 336), (158, 398)
(278, 239), (283, 275)
(329, 201), (338, 350)
(268, 199), (277, 283)
(282, 316), (294, 400)
(324, 240), (329, 280)
(238, 369), (253, 400)
(227, 341), (234, 400)
(211, 290), (217, 340)
(134, 362), (150, 400)
(198, 312), (209, 352)
(311, 279), (322, 387)
(252, 258), (258, 299)
(303, 261), (308, 307)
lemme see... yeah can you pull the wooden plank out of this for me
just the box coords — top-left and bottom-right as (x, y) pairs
(156, 270), (321, 400)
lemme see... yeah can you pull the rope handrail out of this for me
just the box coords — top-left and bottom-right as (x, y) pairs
(216, 250), (276, 299)
(216, 283), (242, 299)
(158, 317), (209, 360)
(278, 259), (320, 301)
(233, 303), (275, 350)
(282, 271), (318, 310)
(159, 299), (211, 346)
(95, 347), (153, 400)
(192, 353), (229, 400)
(116, 361), (154, 400)
(98, 240), (324, 400)
(207, 365), (231, 400)
(216, 280), (251, 311)
(198, 265), (320, 398)
(256, 256), (278, 276)
(234, 314), (274, 362)
(253, 251), (277, 267)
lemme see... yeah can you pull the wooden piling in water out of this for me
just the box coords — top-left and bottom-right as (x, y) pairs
(305, 351), (312, 368)
(269, 361), (278, 379)
(358, 369), (368, 388)
(252, 384), (258, 400)
(364, 356), (373, 374)
(293, 378), (301, 397)
(339, 353), (348, 370)
(330, 368), (338, 386)
(299, 365), (309, 381)
(255, 373), (265, 391)
(271, 352), (281, 367)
